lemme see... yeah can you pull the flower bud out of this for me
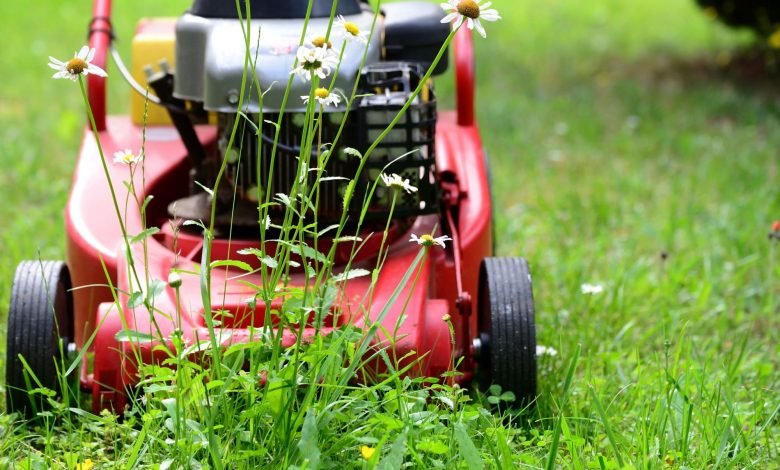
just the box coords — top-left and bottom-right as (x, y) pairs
(168, 271), (182, 289)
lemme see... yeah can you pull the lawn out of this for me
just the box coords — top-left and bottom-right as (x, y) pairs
(1, 0), (778, 467)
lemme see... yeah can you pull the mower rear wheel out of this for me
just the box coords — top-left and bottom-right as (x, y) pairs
(477, 257), (537, 406)
(5, 261), (74, 417)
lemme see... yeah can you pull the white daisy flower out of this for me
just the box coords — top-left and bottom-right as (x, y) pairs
(580, 283), (604, 295)
(536, 345), (558, 357)
(301, 87), (341, 107)
(440, 0), (501, 38)
(290, 45), (339, 82)
(48, 46), (108, 81)
(410, 233), (452, 248)
(336, 15), (369, 44)
(112, 148), (143, 165)
(380, 173), (418, 194)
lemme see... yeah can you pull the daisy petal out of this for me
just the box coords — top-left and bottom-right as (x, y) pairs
(474, 19), (486, 38)
(441, 12), (459, 23)
(453, 15), (465, 29)
(88, 64), (108, 77)
(480, 9), (501, 21)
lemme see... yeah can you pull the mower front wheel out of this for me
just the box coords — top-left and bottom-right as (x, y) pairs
(476, 257), (537, 407)
(5, 260), (75, 416)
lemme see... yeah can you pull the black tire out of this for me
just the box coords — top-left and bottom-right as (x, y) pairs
(477, 257), (537, 406)
(5, 261), (74, 417)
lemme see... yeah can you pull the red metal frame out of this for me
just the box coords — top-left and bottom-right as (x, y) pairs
(454, 26), (475, 127)
(87, 0), (111, 131)
(68, 2), (492, 412)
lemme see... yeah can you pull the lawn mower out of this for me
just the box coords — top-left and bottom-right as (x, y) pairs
(5, 0), (537, 415)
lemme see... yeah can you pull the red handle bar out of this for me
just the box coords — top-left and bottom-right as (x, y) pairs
(85, 1), (474, 130)
(87, 0), (112, 131)
(453, 26), (475, 127)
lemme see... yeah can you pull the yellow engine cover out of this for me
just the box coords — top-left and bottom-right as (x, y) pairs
(131, 18), (177, 126)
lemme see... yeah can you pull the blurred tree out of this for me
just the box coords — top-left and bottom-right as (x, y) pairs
(696, 0), (780, 37)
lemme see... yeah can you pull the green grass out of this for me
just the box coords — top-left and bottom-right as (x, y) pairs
(2, 0), (779, 467)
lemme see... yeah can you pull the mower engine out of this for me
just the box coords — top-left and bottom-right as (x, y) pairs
(149, 0), (449, 233)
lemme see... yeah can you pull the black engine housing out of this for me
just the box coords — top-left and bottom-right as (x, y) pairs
(190, 0), (364, 19)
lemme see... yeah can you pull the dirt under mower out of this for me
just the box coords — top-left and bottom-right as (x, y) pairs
(5, 0), (537, 415)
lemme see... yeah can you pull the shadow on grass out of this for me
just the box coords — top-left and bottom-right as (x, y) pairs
(639, 45), (780, 101)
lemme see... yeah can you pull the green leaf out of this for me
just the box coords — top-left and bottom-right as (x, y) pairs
(333, 235), (363, 243)
(298, 409), (321, 469)
(236, 248), (278, 269)
(332, 269), (371, 282)
(342, 147), (362, 159)
(315, 284), (339, 315)
(129, 227), (160, 244)
(141, 195), (154, 213)
(211, 259), (254, 272)
(378, 431), (407, 470)
(454, 423), (484, 470)
(276, 240), (331, 265)
(128, 290), (144, 308)
(236, 247), (262, 256)
(417, 439), (449, 455)
(275, 193), (292, 207)
(206, 380), (225, 391)
(317, 224), (340, 237)
(342, 180), (355, 209)
(194, 180), (214, 197)
(115, 330), (155, 344)
(147, 278), (166, 301)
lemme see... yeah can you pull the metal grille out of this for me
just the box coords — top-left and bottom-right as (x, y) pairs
(216, 61), (438, 225)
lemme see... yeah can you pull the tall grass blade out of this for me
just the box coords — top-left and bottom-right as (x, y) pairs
(588, 386), (625, 468)
(454, 422), (484, 470)
(545, 344), (581, 470)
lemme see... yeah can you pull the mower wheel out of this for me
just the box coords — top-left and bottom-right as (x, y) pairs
(477, 257), (537, 406)
(5, 261), (74, 417)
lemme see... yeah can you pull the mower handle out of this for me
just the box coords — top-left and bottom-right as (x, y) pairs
(453, 26), (475, 127)
(85, 0), (475, 130)
(87, 0), (112, 131)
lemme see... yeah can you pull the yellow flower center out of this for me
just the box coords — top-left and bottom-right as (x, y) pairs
(457, 0), (481, 19)
(344, 22), (360, 36)
(312, 36), (332, 49)
(420, 234), (435, 243)
(315, 88), (330, 99)
(121, 153), (134, 163)
(66, 57), (88, 75)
